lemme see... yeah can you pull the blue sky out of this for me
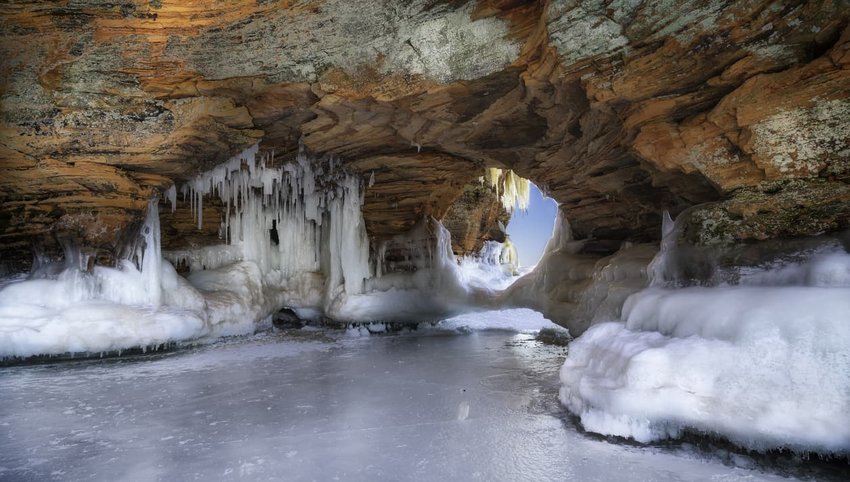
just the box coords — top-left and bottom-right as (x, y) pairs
(507, 183), (558, 267)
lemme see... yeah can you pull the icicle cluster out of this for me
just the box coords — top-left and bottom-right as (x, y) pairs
(178, 143), (370, 295)
(484, 168), (530, 212)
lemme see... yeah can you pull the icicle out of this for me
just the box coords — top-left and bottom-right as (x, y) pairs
(197, 189), (203, 230)
(484, 167), (530, 213)
(166, 185), (177, 213)
(487, 167), (501, 191)
(648, 210), (678, 287)
(174, 142), (371, 283)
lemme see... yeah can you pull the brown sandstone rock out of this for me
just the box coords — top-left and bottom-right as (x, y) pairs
(443, 182), (511, 256)
(0, 0), (848, 270)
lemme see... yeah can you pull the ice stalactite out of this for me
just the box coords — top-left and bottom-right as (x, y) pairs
(647, 210), (675, 287)
(169, 143), (371, 317)
(166, 185), (177, 213)
(139, 198), (163, 308)
(484, 168), (530, 212)
(163, 245), (244, 273)
(325, 174), (371, 313)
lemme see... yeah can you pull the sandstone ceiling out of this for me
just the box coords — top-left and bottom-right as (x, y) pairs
(1, 0), (849, 267)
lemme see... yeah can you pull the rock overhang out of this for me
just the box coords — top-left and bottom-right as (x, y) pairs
(1, 0), (848, 269)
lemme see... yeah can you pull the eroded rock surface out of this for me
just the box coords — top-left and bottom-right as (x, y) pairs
(1, 0), (848, 270)
(443, 181), (511, 256)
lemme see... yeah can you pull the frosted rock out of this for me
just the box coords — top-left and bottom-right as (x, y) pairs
(0, 201), (208, 358)
(560, 237), (850, 455)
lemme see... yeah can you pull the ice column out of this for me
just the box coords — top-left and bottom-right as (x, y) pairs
(139, 198), (163, 307)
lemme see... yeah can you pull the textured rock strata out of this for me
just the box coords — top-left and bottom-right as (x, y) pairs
(443, 182), (511, 256)
(1, 0), (848, 272)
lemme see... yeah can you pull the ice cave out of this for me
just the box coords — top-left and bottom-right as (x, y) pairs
(1, 1), (849, 481)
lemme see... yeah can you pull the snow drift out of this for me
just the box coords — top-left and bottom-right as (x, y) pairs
(559, 214), (850, 455)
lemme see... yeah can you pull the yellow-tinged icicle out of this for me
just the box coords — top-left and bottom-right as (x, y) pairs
(485, 168), (530, 212)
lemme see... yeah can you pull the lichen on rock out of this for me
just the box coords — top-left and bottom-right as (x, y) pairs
(1, 0), (849, 272)
(749, 98), (850, 179)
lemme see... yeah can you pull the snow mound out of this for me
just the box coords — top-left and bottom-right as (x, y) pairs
(0, 200), (213, 358)
(0, 195), (277, 359)
(0, 300), (205, 359)
(439, 308), (566, 334)
(560, 249), (850, 455)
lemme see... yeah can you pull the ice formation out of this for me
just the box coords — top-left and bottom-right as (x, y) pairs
(559, 215), (850, 455)
(166, 184), (177, 213)
(457, 240), (523, 291)
(170, 145), (500, 324)
(164, 143), (375, 326)
(485, 167), (530, 212)
(0, 200), (209, 358)
(334, 217), (495, 321)
(500, 211), (655, 334)
(0, 143), (373, 358)
(0, 143), (528, 358)
(437, 308), (566, 334)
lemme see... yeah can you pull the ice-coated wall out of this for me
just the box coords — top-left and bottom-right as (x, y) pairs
(557, 211), (850, 455)
(499, 211), (657, 335)
(168, 144), (536, 326)
(0, 200), (209, 358)
(173, 143), (371, 307)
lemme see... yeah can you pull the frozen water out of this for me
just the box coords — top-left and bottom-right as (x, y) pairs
(437, 308), (566, 334)
(457, 240), (526, 291)
(160, 145), (518, 327)
(484, 167), (530, 212)
(0, 202), (211, 359)
(0, 317), (823, 482)
(0, 146), (519, 359)
(560, 241), (850, 455)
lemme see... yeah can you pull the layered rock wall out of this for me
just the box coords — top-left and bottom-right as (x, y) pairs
(1, 0), (848, 272)
(443, 182), (511, 256)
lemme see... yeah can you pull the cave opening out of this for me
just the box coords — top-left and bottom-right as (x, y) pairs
(504, 182), (558, 269)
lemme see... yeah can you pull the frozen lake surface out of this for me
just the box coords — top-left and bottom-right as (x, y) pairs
(1, 321), (846, 481)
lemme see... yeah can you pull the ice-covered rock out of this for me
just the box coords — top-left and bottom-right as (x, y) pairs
(560, 228), (850, 455)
